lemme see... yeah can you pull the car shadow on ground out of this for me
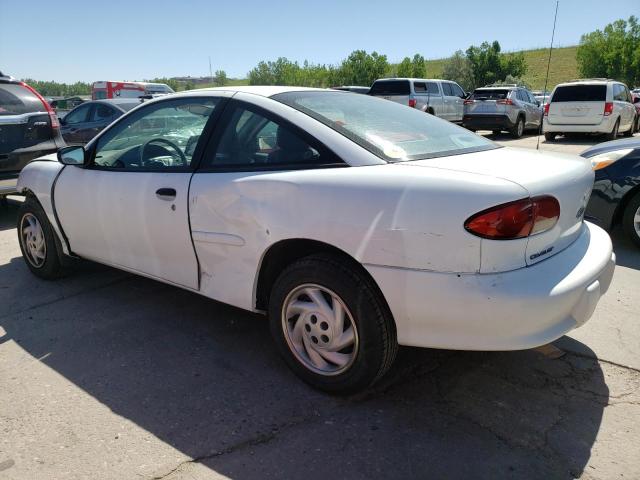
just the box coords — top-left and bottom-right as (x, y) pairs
(0, 197), (20, 232)
(0, 255), (609, 479)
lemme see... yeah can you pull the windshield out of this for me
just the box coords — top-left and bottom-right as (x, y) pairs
(470, 89), (510, 100)
(552, 85), (606, 102)
(273, 91), (497, 162)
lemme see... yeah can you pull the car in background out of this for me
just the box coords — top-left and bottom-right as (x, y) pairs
(631, 92), (640, 132)
(582, 137), (640, 248)
(368, 78), (466, 123)
(462, 84), (542, 138)
(544, 79), (636, 141)
(60, 98), (142, 144)
(0, 73), (64, 199)
(331, 86), (370, 94)
(532, 90), (551, 106)
(91, 81), (174, 100)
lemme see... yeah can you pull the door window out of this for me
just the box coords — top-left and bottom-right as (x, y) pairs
(441, 83), (453, 96)
(92, 97), (219, 170)
(426, 82), (440, 95)
(203, 104), (338, 169)
(64, 104), (92, 124)
(91, 104), (116, 122)
(451, 83), (465, 98)
(613, 84), (626, 101)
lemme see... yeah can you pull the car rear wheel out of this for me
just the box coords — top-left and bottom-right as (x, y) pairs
(544, 132), (556, 142)
(269, 253), (397, 394)
(510, 117), (524, 138)
(605, 119), (620, 141)
(622, 192), (640, 248)
(17, 198), (66, 279)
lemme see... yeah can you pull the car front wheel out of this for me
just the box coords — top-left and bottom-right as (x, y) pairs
(17, 198), (66, 279)
(622, 192), (640, 248)
(269, 253), (397, 394)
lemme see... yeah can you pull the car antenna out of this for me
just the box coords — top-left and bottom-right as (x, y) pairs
(537, 0), (559, 151)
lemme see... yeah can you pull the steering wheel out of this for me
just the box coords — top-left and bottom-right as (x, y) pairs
(140, 138), (187, 167)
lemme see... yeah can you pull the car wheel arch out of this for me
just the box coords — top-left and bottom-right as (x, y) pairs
(613, 183), (640, 228)
(254, 238), (392, 319)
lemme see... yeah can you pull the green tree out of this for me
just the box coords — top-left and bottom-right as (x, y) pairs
(441, 50), (474, 91)
(184, 81), (195, 91)
(337, 50), (389, 86)
(411, 54), (427, 78)
(213, 70), (228, 86)
(396, 57), (413, 77)
(465, 41), (527, 88)
(577, 16), (640, 87)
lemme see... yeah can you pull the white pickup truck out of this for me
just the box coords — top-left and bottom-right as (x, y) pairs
(369, 78), (467, 123)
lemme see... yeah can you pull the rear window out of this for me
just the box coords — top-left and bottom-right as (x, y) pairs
(0, 83), (45, 115)
(552, 85), (607, 102)
(470, 89), (510, 100)
(369, 80), (410, 96)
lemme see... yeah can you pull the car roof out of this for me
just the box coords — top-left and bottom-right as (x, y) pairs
(581, 137), (640, 157)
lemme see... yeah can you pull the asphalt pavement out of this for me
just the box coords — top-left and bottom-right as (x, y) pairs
(1, 133), (639, 480)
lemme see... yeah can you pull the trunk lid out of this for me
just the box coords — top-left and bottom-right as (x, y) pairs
(465, 89), (510, 115)
(403, 147), (594, 271)
(547, 84), (607, 125)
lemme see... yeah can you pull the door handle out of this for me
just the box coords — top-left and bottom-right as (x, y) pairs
(156, 188), (176, 200)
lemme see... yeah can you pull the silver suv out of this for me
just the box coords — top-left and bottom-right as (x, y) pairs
(462, 84), (542, 138)
(368, 78), (466, 122)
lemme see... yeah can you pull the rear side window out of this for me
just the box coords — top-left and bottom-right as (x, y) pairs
(414, 82), (427, 93)
(426, 82), (439, 95)
(470, 89), (510, 100)
(0, 83), (45, 115)
(441, 83), (453, 96)
(369, 80), (410, 96)
(552, 85), (607, 102)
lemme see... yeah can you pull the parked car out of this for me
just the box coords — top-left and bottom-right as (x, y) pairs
(16, 87), (615, 393)
(582, 137), (640, 247)
(369, 78), (466, 122)
(532, 90), (552, 106)
(60, 98), (142, 144)
(462, 84), (542, 138)
(544, 79), (637, 141)
(331, 86), (370, 94)
(0, 73), (65, 199)
(631, 92), (640, 132)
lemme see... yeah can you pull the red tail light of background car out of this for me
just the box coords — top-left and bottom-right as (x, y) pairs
(464, 196), (561, 240)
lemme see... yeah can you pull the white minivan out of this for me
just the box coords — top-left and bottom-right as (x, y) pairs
(543, 79), (636, 141)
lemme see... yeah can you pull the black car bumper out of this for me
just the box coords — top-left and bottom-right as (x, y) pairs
(0, 143), (59, 195)
(463, 114), (516, 131)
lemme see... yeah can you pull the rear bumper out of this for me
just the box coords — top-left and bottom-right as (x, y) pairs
(463, 114), (515, 130)
(543, 115), (615, 133)
(366, 221), (615, 351)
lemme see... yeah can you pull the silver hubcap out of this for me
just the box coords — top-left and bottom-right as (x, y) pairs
(517, 120), (524, 136)
(282, 284), (359, 376)
(20, 213), (46, 268)
(634, 206), (640, 238)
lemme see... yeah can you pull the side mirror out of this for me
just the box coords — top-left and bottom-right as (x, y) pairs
(57, 146), (86, 166)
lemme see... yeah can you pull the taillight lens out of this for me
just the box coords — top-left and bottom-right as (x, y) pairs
(603, 102), (613, 116)
(408, 98), (417, 108)
(20, 81), (60, 129)
(544, 103), (550, 116)
(496, 99), (514, 105)
(464, 196), (560, 240)
(463, 99), (475, 105)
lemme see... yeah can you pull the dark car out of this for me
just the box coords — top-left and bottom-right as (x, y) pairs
(0, 73), (64, 198)
(582, 137), (640, 247)
(60, 98), (141, 144)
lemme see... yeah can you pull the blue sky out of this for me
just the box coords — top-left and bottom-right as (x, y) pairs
(1, 0), (637, 82)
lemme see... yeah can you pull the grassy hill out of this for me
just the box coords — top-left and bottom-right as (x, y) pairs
(424, 45), (579, 90)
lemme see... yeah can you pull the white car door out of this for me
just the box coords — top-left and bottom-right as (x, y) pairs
(449, 82), (466, 122)
(189, 99), (346, 310)
(55, 96), (224, 289)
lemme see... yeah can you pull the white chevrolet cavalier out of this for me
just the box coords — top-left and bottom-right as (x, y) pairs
(16, 87), (615, 393)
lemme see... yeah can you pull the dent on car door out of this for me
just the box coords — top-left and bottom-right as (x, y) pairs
(54, 96), (224, 289)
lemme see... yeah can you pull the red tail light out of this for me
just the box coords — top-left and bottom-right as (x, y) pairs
(603, 102), (613, 116)
(464, 196), (560, 240)
(496, 99), (514, 105)
(20, 81), (60, 129)
(408, 98), (417, 108)
(544, 103), (550, 116)
(463, 99), (475, 105)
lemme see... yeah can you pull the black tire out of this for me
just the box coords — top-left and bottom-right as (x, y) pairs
(268, 253), (397, 394)
(635, 115), (640, 134)
(622, 192), (640, 249)
(426, 108), (434, 115)
(509, 116), (524, 138)
(544, 132), (556, 142)
(605, 119), (619, 141)
(17, 198), (66, 279)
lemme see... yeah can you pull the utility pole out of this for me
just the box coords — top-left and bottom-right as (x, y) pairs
(209, 56), (213, 85)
